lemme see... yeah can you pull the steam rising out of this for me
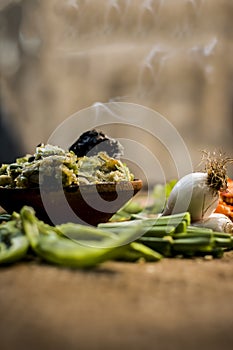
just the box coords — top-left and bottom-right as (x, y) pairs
(0, 0), (232, 179)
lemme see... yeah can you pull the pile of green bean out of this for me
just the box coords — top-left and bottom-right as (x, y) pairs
(0, 207), (162, 267)
(1, 202), (233, 268)
(99, 210), (233, 258)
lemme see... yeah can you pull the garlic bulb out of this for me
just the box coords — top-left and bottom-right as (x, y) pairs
(193, 213), (233, 234)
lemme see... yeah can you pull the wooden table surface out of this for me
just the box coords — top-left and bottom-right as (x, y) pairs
(1, 251), (233, 350)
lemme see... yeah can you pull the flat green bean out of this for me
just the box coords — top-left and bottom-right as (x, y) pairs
(56, 223), (118, 243)
(0, 220), (29, 265)
(114, 242), (162, 262)
(0, 236), (29, 265)
(138, 237), (172, 257)
(20, 206), (148, 268)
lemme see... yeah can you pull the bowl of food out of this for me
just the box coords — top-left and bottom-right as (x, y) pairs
(0, 130), (142, 225)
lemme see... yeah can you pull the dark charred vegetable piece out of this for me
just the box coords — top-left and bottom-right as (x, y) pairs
(69, 129), (124, 158)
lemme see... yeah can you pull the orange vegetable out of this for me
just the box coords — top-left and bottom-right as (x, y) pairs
(215, 178), (233, 220)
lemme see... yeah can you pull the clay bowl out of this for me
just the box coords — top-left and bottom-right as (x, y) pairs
(0, 180), (143, 226)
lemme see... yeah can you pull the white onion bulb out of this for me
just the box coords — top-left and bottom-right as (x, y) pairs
(163, 172), (219, 221)
(162, 152), (231, 222)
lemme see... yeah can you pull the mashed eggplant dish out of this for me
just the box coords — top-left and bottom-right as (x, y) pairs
(0, 130), (134, 188)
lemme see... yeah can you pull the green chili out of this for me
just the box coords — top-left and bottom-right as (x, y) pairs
(20, 206), (151, 268)
(0, 220), (29, 265)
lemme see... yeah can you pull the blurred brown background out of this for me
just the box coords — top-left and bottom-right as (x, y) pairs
(0, 0), (233, 181)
